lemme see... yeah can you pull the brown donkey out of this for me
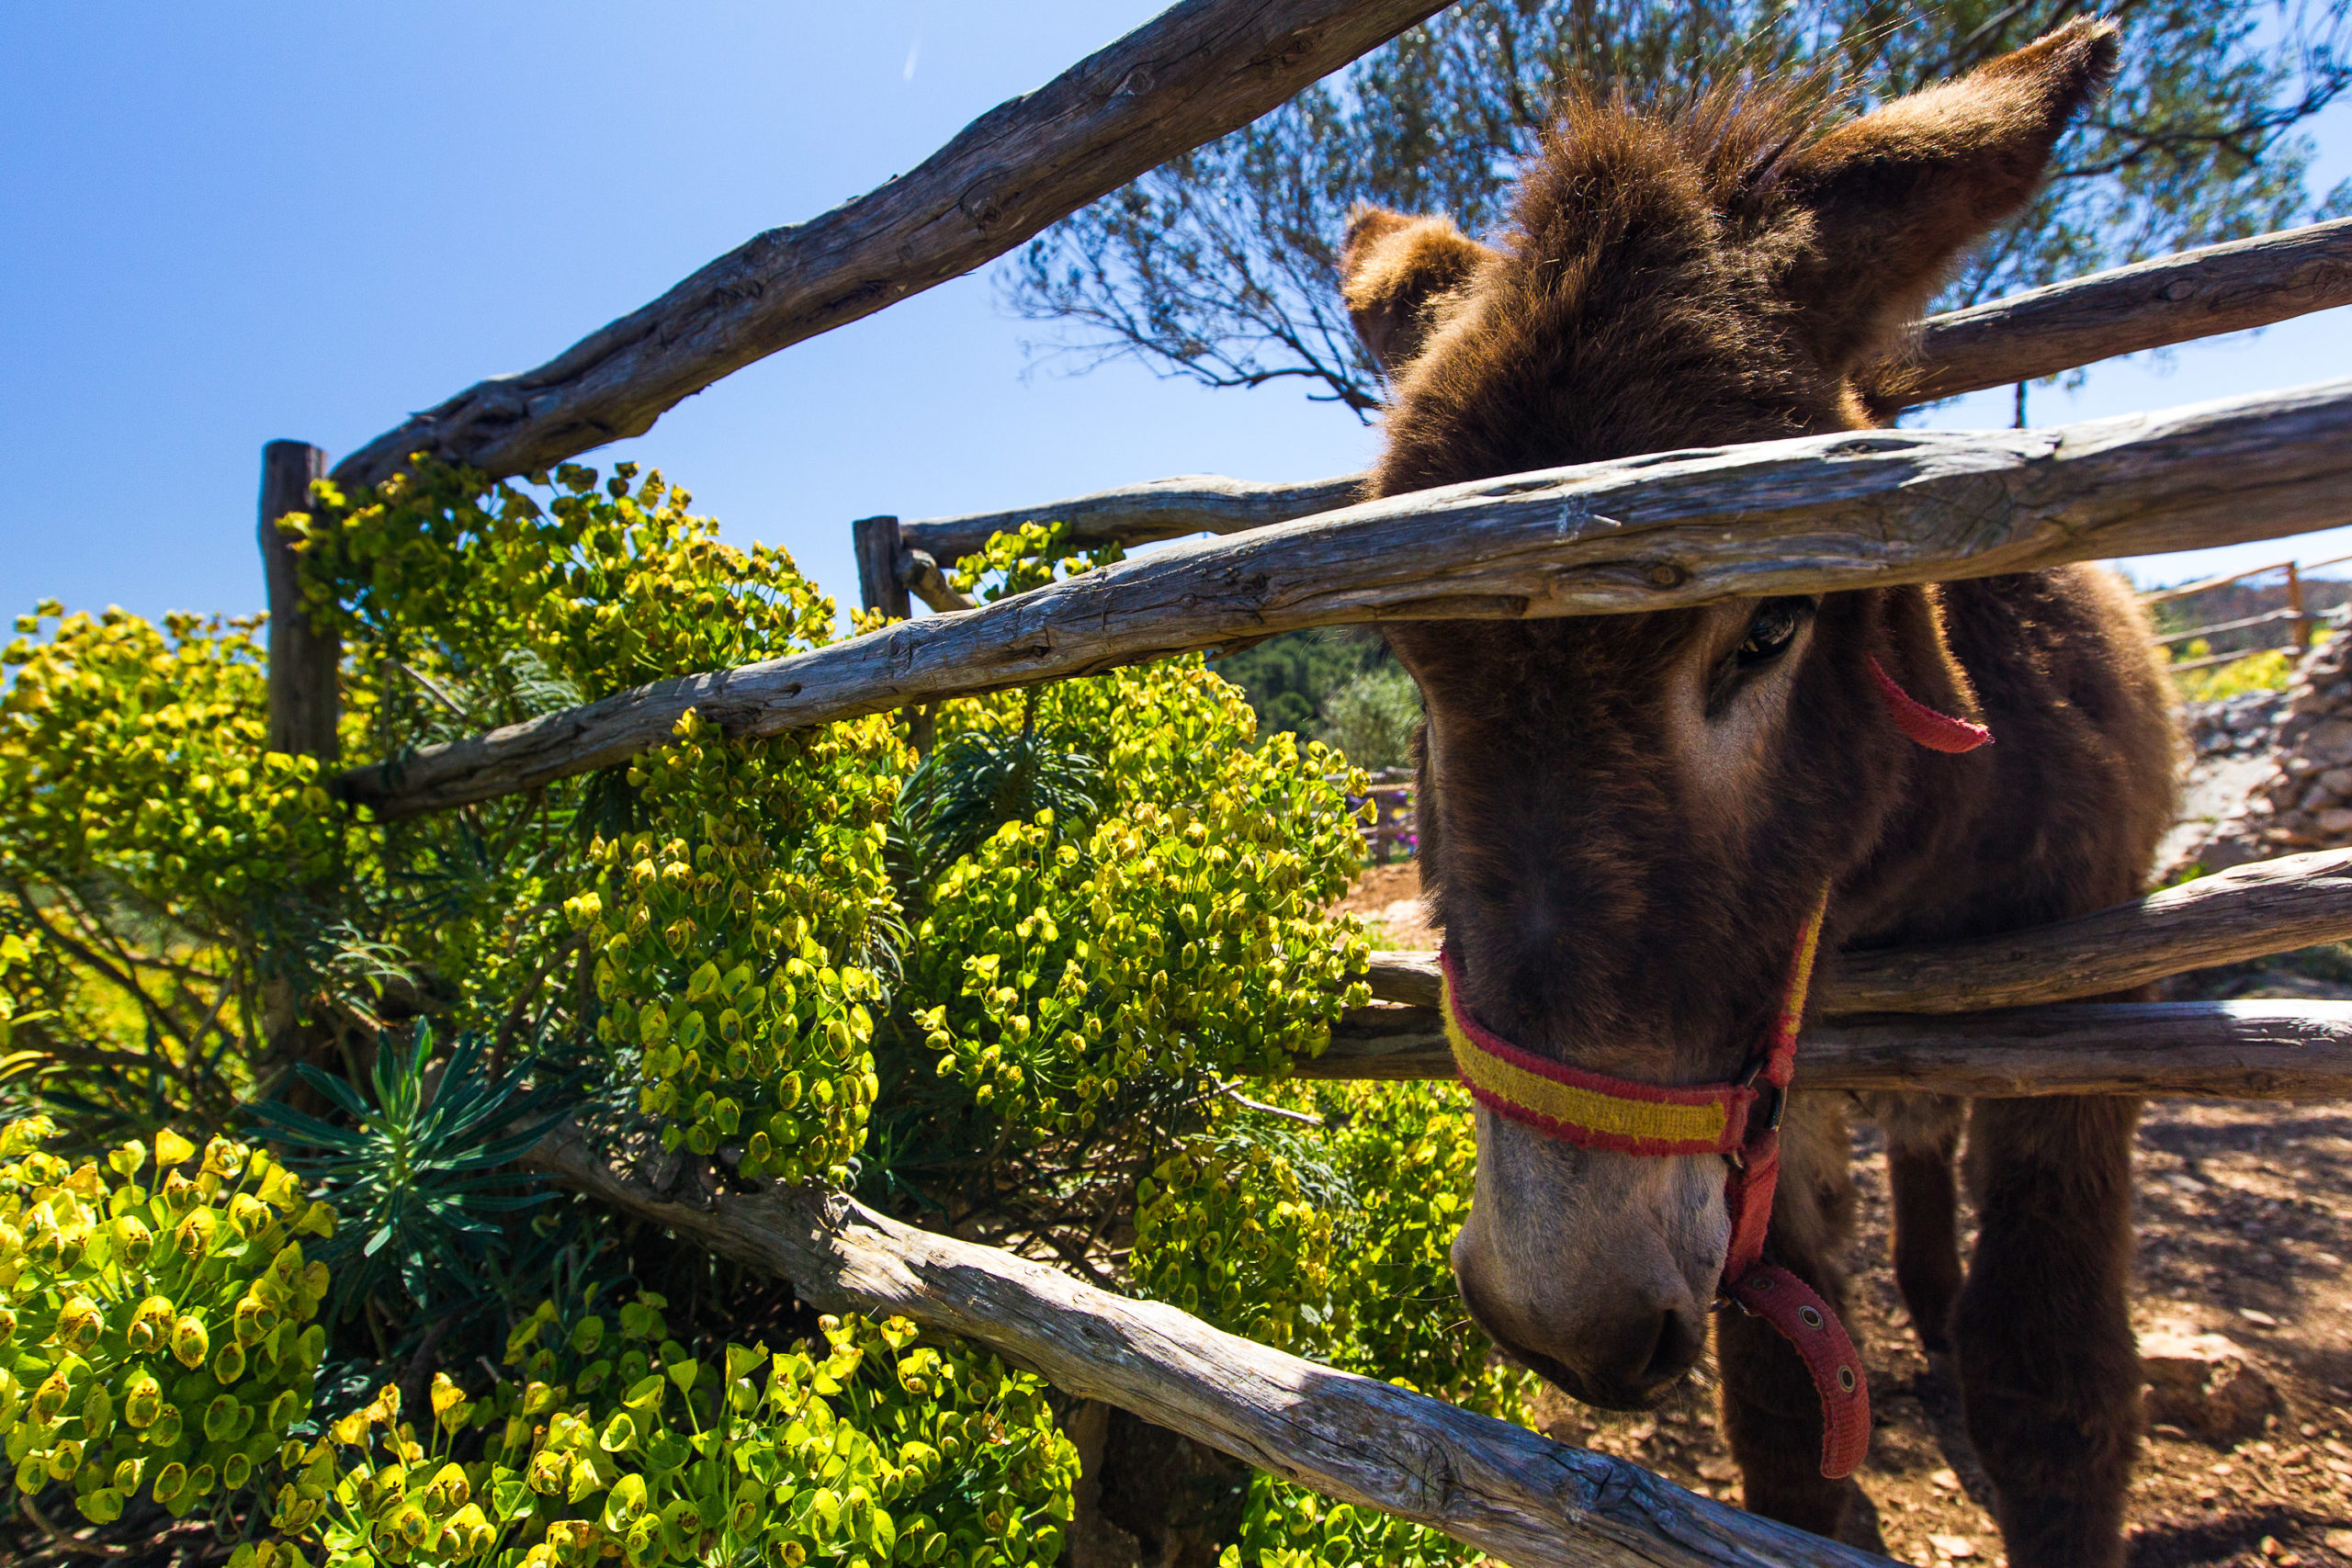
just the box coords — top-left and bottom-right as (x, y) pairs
(1340, 20), (2177, 1567)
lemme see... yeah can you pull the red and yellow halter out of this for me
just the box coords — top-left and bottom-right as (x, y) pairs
(1437, 652), (1990, 1481)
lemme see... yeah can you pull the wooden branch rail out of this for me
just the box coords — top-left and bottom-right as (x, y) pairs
(1308, 1000), (2352, 1099)
(1364, 849), (2352, 1015)
(902, 473), (1369, 570)
(526, 1124), (1887, 1568)
(2153, 605), (2300, 647)
(341, 375), (2352, 818)
(1904, 216), (2352, 405)
(889, 218), (2352, 570)
(328, 0), (1447, 492)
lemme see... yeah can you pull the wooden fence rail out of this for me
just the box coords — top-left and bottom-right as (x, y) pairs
(1312, 999), (2352, 1099)
(526, 1123), (1889, 1568)
(340, 375), (2352, 818)
(1364, 847), (2352, 1014)
(870, 216), (2352, 588)
(328, 0), (1448, 493)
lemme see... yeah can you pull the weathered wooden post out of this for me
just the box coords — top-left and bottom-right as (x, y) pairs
(850, 514), (935, 755)
(852, 514), (911, 621)
(258, 440), (338, 761)
(255, 440), (338, 1069)
(2289, 560), (2313, 649)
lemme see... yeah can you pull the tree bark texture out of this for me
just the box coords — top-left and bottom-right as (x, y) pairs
(1306, 1000), (2352, 1099)
(888, 219), (2352, 572)
(1364, 848), (2352, 1014)
(327, 0), (1449, 493)
(340, 376), (2352, 818)
(524, 1126), (1891, 1568)
(854, 515), (911, 620)
(259, 440), (338, 761)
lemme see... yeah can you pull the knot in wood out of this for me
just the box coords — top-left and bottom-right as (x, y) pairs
(1645, 561), (1688, 590)
(961, 187), (1005, 229)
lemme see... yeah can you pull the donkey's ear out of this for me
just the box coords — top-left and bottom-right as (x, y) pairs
(1778, 17), (2119, 375)
(1340, 205), (1496, 376)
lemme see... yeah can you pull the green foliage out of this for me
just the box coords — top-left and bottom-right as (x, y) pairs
(2174, 642), (2301, 699)
(3, 464), (1485, 1564)
(0, 606), (340, 1130)
(243, 1028), (564, 1321)
(941, 522), (1122, 605)
(300, 1305), (1075, 1568)
(1220, 1471), (1477, 1568)
(286, 459), (838, 715)
(1313, 665), (1420, 773)
(578, 708), (903, 1181)
(0, 1120), (334, 1529)
(895, 708), (1108, 886)
(1140, 1082), (1517, 1568)
(903, 661), (1370, 1141)
(1012, 0), (2352, 414)
(1136, 1081), (1521, 1413)
(1207, 630), (1391, 746)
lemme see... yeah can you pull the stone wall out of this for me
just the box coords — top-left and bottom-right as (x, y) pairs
(2186, 633), (2352, 872)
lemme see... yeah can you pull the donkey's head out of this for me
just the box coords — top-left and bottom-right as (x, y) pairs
(1343, 20), (2117, 1408)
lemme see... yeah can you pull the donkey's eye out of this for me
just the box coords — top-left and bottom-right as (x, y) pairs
(1736, 598), (1815, 668)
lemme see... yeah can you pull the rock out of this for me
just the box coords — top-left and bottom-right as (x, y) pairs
(2140, 1321), (2281, 1443)
(1928, 1535), (1977, 1561)
(2199, 834), (2265, 874)
(2317, 807), (2352, 833)
(2324, 767), (2352, 795)
(2301, 784), (2334, 812)
(2302, 716), (2352, 766)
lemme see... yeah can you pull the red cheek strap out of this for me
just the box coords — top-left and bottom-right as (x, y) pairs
(1868, 655), (1992, 753)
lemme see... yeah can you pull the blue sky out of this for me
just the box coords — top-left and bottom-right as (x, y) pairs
(6, 3), (2350, 636)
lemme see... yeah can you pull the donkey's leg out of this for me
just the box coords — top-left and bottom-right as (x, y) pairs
(1954, 1095), (2141, 1568)
(1869, 1092), (1966, 1353)
(1720, 1095), (1867, 1540)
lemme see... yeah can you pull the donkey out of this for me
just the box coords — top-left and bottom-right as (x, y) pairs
(1339, 20), (2177, 1567)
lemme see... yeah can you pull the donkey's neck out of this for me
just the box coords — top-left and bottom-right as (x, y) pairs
(1833, 573), (2178, 952)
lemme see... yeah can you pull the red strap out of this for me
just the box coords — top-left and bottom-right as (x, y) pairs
(1867, 655), (1992, 753)
(1724, 1264), (1872, 1479)
(1721, 1132), (1780, 1283)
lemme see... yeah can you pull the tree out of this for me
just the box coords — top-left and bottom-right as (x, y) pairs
(1007, 0), (2352, 417)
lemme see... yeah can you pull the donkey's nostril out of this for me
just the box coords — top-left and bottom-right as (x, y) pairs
(1642, 1304), (1706, 1384)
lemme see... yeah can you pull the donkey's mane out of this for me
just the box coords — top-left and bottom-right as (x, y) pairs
(1372, 79), (1869, 502)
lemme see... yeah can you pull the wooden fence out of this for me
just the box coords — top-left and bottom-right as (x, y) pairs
(2146, 551), (2352, 672)
(258, 6), (2352, 1562)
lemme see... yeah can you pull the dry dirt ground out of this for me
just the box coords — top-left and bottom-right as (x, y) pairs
(1335, 862), (2352, 1568)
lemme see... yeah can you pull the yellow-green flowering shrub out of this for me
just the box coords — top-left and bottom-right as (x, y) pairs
(942, 523), (1118, 605)
(1133, 1134), (1336, 1353)
(270, 457), (859, 1049)
(286, 459), (840, 702)
(0, 607), (339, 1124)
(1134, 1081), (1524, 1388)
(574, 707), (904, 1178)
(300, 1300), (1075, 1568)
(0, 1119), (334, 1526)
(908, 660), (1370, 1137)
(0, 605), (335, 913)
(1220, 1472), (1476, 1568)
(1139, 1084), (1515, 1568)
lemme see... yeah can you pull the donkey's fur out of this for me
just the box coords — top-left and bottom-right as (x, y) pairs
(1342, 20), (2179, 1566)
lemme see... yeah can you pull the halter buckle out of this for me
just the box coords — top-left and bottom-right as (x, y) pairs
(1733, 1055), (1786, 1136)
